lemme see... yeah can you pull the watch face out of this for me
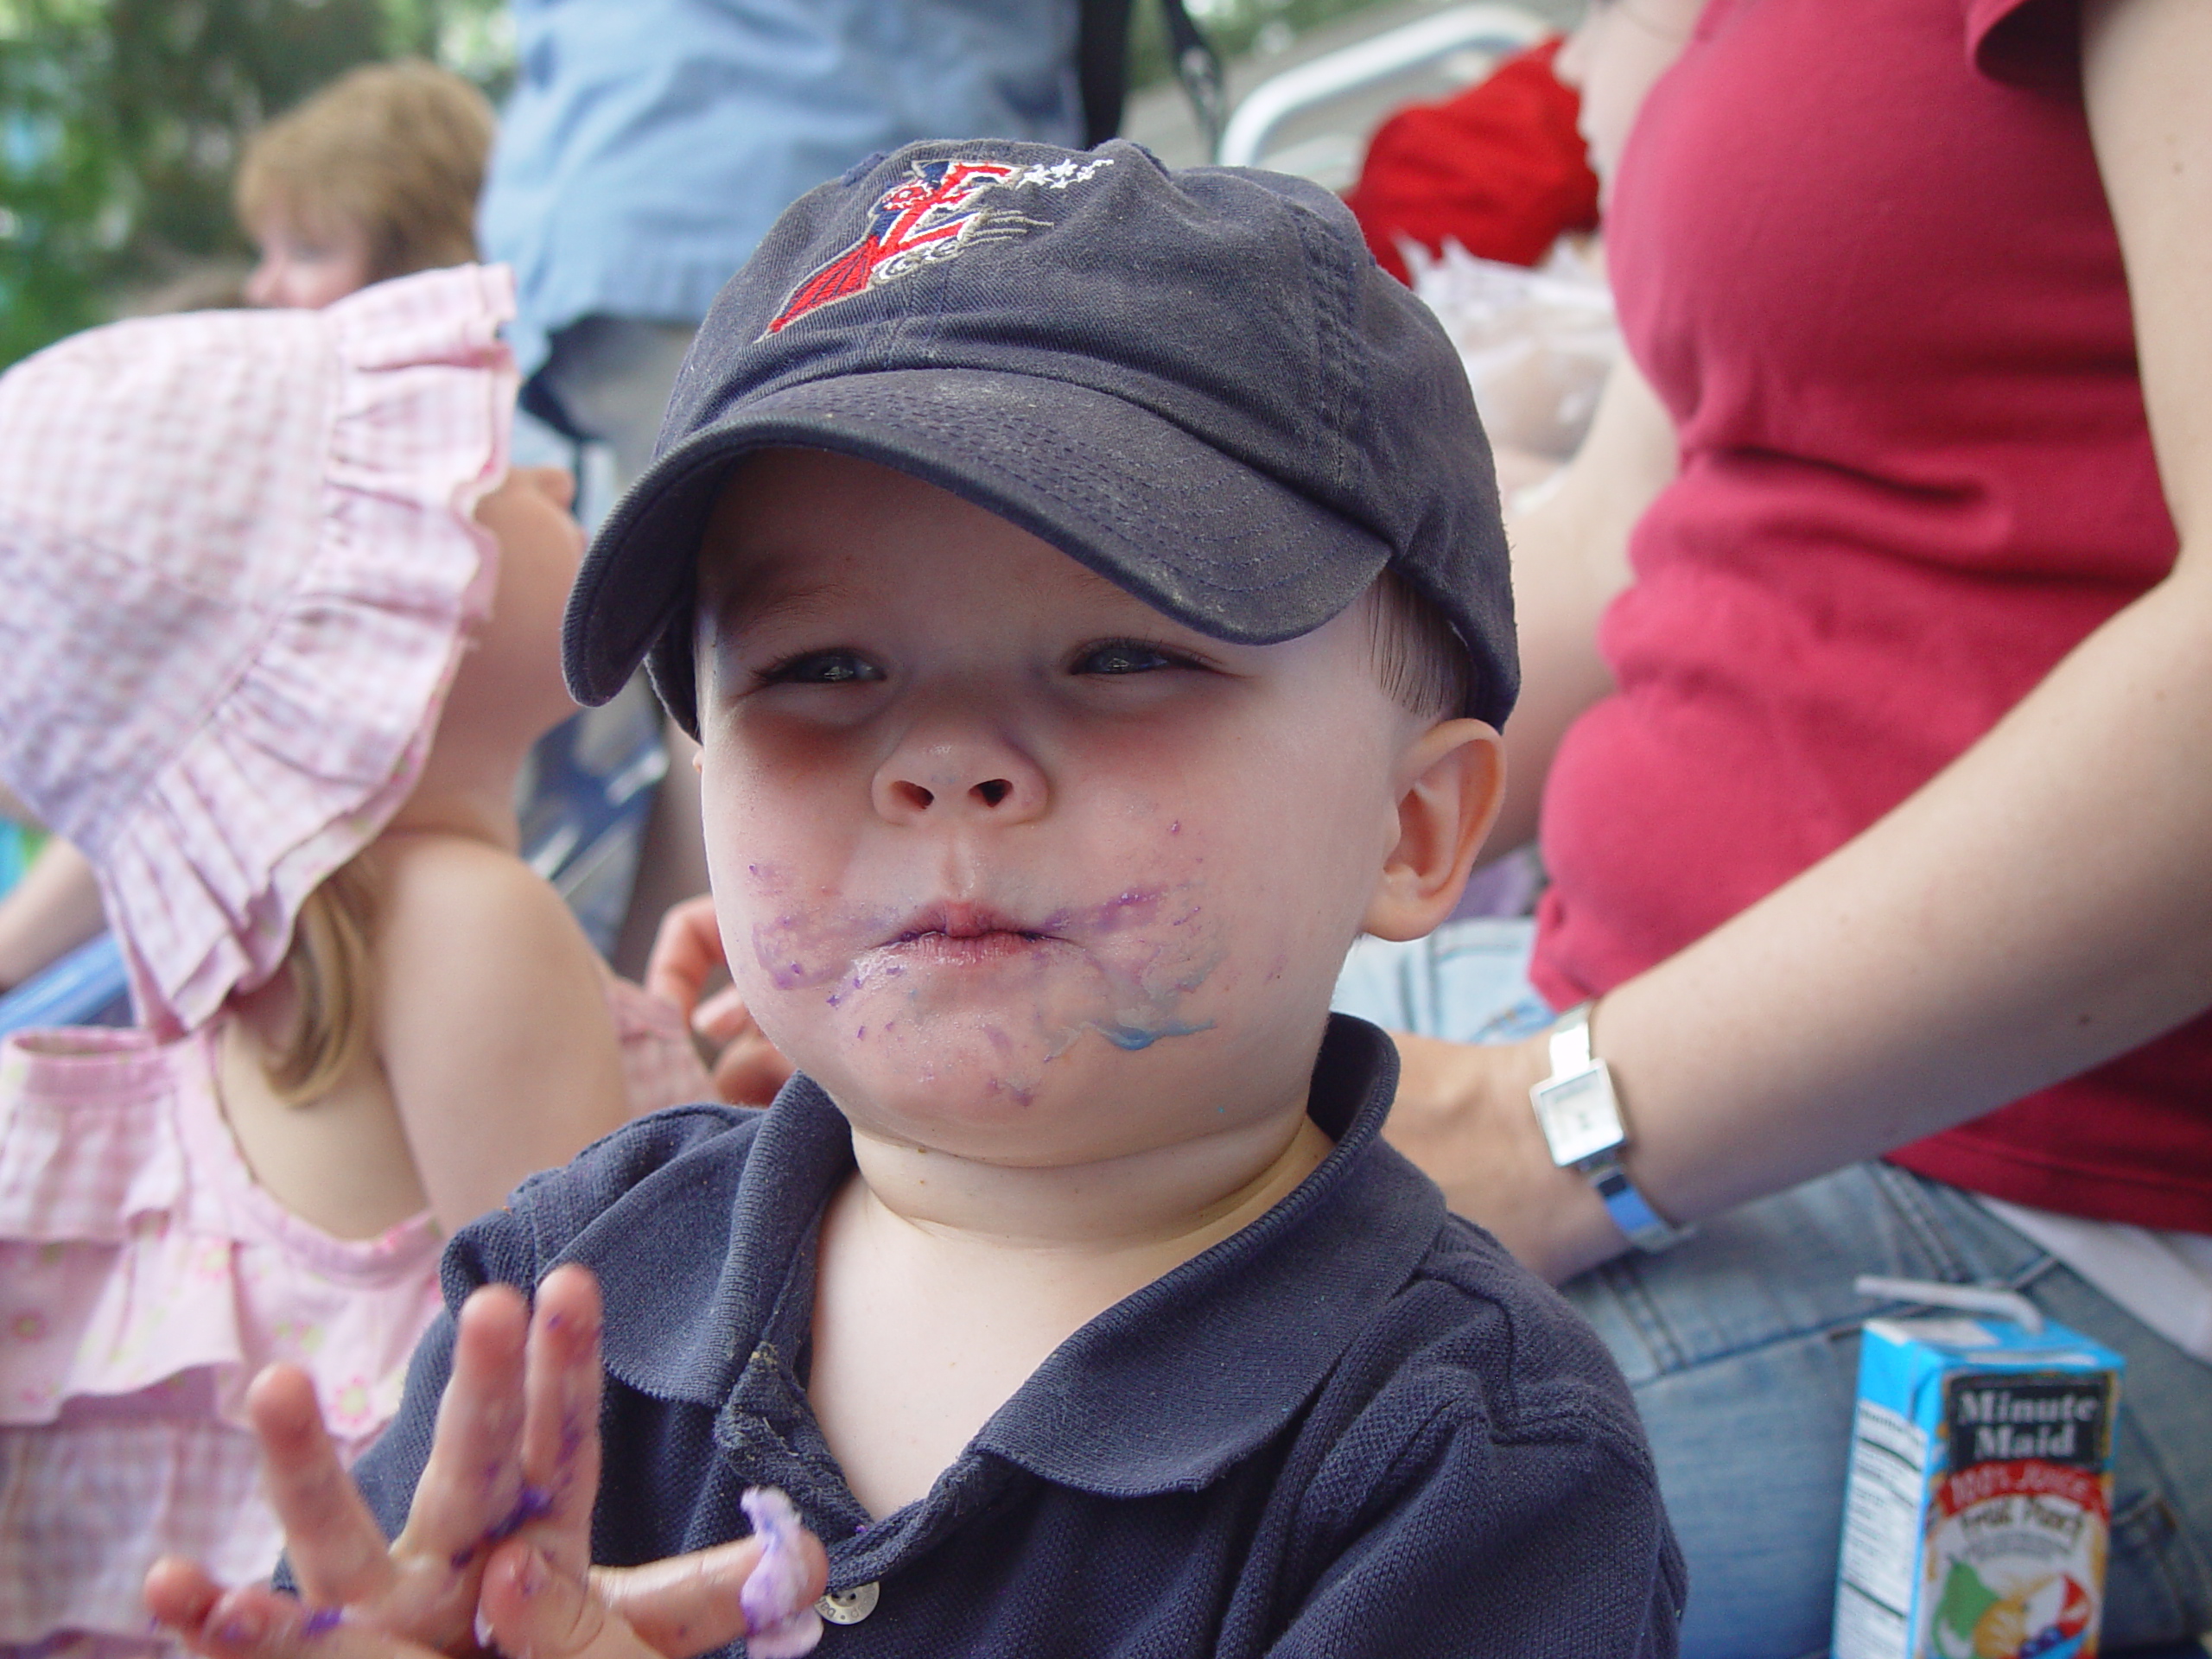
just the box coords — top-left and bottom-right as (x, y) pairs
(1534, 1062), (1626, 1167)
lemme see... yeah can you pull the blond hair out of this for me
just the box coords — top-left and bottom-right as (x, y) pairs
(234, 60), (494, 282)
(264, 855), (381, 1103)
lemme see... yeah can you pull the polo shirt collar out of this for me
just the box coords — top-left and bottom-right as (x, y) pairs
(598, 1014), (1444, 1498)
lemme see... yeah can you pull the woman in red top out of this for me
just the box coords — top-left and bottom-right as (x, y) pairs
(1348, 0), (2212, 1649)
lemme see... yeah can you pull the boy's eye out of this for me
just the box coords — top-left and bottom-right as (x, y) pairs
(1073, 639), (1186, 677)
(759, 650), (883, 686)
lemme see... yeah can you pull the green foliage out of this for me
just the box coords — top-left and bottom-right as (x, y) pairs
(0, 0), (505, 368)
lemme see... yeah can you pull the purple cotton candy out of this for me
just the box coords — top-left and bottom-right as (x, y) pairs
(738, 1488), (823, 1657)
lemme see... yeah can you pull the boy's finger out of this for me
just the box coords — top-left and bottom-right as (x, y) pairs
(394, 1283), (531, 1572)
(145, 1555), (226, 1649)
(594, 1537), (816, 1659)
(517, 1264), (605, 1578)
(157, 1579), (439, 1659)
(246, 1366), (397, 1610)
(711, 1035), (796, 1108)
(480, 1542), (624, 1659)
(645, 895), (725, 1015)
(690, 985), (752, 1044)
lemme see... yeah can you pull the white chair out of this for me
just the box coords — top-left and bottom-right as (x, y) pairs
(1215, 3), (1552, 182)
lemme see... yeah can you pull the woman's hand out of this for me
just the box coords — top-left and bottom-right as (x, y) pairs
(1383, 1031), (1628, 1283)
(645, 895), (796, 1105)
(146, 1266), (828, 1659)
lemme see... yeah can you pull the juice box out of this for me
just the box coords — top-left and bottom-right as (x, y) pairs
(1832, 1310), (2124, 1659)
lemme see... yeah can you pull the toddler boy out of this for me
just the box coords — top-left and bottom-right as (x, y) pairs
(156, 141), (1681, 1658)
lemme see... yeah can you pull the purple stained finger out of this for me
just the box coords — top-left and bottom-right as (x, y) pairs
(738, 1488), (823, 1657)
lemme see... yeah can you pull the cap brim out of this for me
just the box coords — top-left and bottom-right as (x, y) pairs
(563, 366), (1393, 719)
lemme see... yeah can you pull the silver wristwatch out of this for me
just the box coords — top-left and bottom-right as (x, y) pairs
(1529, 1002), (1691, 1254)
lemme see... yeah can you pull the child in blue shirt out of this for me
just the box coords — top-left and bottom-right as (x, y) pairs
(149, 140), (1683, 1659)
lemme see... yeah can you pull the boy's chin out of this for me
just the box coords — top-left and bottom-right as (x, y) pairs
(799, 1020), (1219, 1160)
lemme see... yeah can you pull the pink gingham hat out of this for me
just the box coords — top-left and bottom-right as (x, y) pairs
(0, 265), (518, 1034)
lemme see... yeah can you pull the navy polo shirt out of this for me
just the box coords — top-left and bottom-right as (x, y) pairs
(352, 1016), (1685, 1656)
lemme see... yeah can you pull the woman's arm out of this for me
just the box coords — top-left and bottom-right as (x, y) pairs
(1389, 0), (2212, 1279)
(374, 836), (633, 1233)
(1484, 350), (1677, 854)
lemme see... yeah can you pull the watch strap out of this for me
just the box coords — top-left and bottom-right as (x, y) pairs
(1583, 1152), (1693, 1253)
(1538, 1002), (1693, 1255)
(1548, 1001), (1594, 1076)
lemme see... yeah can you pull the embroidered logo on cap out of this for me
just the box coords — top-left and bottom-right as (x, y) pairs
(767, 156), (1116, 336)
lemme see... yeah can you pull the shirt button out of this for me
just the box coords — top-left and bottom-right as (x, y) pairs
(816, 1582), (880, 1625)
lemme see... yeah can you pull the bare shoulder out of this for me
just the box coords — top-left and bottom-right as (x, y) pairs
(362, 833), (630, 1230)
(366, 831), (617, 1053)
(368, 835), (600, 983)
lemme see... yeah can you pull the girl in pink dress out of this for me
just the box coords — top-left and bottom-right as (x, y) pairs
(0, 266), (709, 1656)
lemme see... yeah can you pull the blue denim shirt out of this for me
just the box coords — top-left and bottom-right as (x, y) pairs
(351, 1017), (1684, 1656)
(479, 0), (1084, 374)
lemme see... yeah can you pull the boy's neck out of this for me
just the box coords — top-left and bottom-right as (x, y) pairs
(809, 1093), (1334, 1517)
(846, 1099), (1333, 1268)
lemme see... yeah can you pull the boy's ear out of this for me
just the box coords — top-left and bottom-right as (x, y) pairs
(1361, 718), (1506, 943)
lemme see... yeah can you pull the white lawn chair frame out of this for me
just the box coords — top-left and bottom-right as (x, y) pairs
(1216, 3), (1553, 170)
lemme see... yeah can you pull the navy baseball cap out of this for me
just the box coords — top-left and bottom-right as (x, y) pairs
(563, 138), (1517, 734)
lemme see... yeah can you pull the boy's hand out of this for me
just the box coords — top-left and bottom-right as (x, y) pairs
(147, 1265), (827, 1659)
(645, 894), (796, 1105)
(149, 1267), (606, 1656)
(146, 1533), (818, 1659)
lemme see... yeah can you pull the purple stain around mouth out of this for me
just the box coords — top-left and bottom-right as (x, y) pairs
(739, 1488), (823, 1656)
(984, 1074), (1038, 1107)
(449, 1542), (478, 1570)
(302, 1609), (344, 1637)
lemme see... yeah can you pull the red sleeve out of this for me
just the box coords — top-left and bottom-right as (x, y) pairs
(1967, 0), (2081, 90)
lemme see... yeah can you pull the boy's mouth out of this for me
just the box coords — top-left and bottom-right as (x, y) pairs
(878, 902), (1059, 964)
(754, 887), (1182, 995)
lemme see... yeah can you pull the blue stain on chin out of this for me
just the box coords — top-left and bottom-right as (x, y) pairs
(1095, 1018), (1213, 1051)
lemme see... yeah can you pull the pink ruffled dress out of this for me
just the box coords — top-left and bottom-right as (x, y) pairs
(0, 985), (707, 1654)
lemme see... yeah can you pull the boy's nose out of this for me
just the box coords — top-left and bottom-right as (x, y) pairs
(873, 734), (1046, 826)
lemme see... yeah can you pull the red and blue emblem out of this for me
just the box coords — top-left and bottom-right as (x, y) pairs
(767, 156), (1115, 335)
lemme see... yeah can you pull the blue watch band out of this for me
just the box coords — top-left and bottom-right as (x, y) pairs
(1584, 1154), (1691, 1254)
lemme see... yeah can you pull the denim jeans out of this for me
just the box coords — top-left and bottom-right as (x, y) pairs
(1334, 922), (2212, 1657)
